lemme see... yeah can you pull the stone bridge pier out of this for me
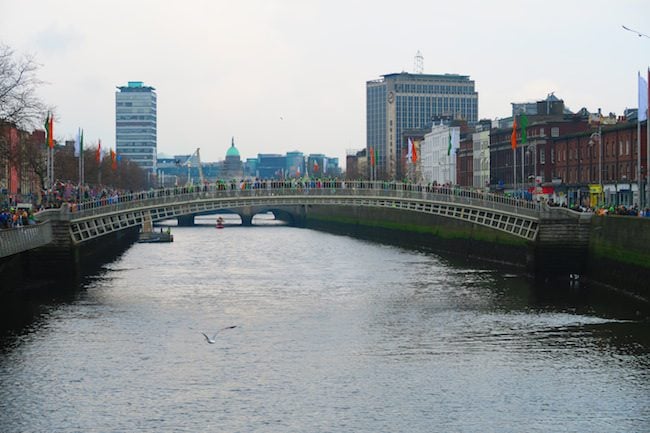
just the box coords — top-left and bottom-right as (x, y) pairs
(240, 214), (253, 226)
(532, 210), (592, 279)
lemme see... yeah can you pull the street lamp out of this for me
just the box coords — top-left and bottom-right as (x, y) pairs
(621, 27), (649, 208)
(589, 131), (603, 204)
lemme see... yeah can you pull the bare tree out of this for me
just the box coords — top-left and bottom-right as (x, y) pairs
(0, 43), (46, 128)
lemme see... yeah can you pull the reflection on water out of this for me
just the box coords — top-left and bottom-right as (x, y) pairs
(1, 223), (649, 432)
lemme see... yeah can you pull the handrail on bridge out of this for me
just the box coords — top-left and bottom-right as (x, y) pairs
(37, 181), (545, 221)
(0, 221), (53, 259)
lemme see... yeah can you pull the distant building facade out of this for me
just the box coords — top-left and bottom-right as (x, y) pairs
(115, 81), (157, 172)
(0, 122), (45, 204)
(553, 121), (648, 207)
(257, 154), (286, 179)
(420, 123), (460, 185)
(285, 151), (305, 178)
(456, 127), (474, 188)
(367, 72), (478, 180)
(346, 149), (367, 180)
(472, 126), (490, 189)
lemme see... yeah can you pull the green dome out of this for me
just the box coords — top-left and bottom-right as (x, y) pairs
(226, 137), (240, 158)
(226, 144), (240, 158)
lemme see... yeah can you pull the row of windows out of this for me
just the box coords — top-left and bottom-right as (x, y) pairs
(116, 115), (157, 121)
(557, 164), (636, 183)
(116, 108), (155, 115)
(556, 140), (634, 162)
(117, 138), (155, 143)
(395, 84), (474, 95)
(116, 128), (156, 134)
(524, 127), (559, 138)
(395, 96), (478, 123)
(117, 143), (156, 149)
(116, 100), (156, 107)
(116, 127), (156, 133)
(116, 94), (156, 101)
(116, 123), (156, 128)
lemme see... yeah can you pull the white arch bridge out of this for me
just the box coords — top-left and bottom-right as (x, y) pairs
(2, 181), (593, 278)
(29, 181), (586, 246)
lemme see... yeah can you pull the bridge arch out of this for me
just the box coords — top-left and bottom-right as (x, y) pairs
(175, 206), (299, 227)
(43, 183), (543, 245)
(25, 181), (592, 279)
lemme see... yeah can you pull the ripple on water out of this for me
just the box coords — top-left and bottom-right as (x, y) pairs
(1, 225), (649, 432)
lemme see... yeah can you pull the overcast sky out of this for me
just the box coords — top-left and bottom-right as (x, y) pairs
(1, 0), (649, 164)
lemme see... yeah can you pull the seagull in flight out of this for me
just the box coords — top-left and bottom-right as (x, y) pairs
(622, 25), (650, 39)
(201, 325), (237, 344)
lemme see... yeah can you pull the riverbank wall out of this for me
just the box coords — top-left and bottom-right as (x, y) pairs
(301, 205), (531, 270)
(302, 205), (649, 301)
(1, 226), (139, 291)
(587, 216), (650, 300)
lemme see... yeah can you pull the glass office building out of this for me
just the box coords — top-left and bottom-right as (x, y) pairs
(115, 81), (157, 171)
(367, 72), (478, 179)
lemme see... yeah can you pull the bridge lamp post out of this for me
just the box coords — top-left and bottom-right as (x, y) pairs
(524, 143), (537, 199)
(589, 131), (602, 205)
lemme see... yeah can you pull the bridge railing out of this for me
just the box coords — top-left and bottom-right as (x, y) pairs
(44, 181), (543, 220)
(0, 222), (53, 259)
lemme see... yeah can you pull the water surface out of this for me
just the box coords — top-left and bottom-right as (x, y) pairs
(1, 217), (649, 432)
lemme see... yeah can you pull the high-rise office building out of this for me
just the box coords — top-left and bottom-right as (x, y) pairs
(367, 72), (478, 179)
(115, 81), (157, 171)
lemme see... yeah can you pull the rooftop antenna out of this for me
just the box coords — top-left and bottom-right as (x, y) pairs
(414, 50), (424, 74)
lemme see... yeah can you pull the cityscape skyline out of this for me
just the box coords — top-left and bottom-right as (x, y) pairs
(1, 0), (648, 165)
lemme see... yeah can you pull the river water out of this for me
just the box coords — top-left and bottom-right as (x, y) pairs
(1, 216), (649, 432)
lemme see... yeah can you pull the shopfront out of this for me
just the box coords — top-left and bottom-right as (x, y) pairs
(588, 184), (602, 208)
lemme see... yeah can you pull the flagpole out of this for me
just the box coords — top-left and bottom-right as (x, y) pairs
(513, 148), (516, 195)
(511, 117), (517, 196)
(638, 107), (642, 208)
(647, 68), (650, 211)
(521, 144), (525, 198)
(81, 130), (85, 187)
(46, 145), (51, 194)
(77, 128), (81, 187)
(637, 70), (649, 209)
(50, 146), (54, 193)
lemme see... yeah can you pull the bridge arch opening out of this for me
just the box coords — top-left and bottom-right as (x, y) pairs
(251, 212), (286, 226)
(178, 209), (293, 227)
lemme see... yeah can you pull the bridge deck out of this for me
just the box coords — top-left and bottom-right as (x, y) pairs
(32, 182), (549, 245)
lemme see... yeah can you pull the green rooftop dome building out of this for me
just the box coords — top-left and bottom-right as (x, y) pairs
(226, 139), (240, 158)
(224, 137), (243, 178)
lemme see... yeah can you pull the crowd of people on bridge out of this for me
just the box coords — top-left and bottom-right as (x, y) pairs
(3, 177), (650, 230)
(0, 206), (36, 229)
(543, 198), (650, 217)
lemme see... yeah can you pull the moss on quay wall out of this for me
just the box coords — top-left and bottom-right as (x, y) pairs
(587, 216), (650, 300)
(303, 205), (530, 269)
